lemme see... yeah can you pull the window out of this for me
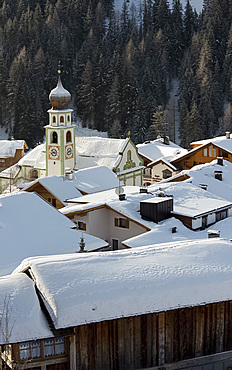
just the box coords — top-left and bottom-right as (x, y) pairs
(209, 145), (216, 157)
(115, 218), (129, 228)
(222, 151), (228, 158)
(52, 198), (56, 207)
(66, 131), (71, 143)
(19, 338), (65, 362)
(19, 340), (41, 360)
(53, 116), (56, 123)
(77, 221), (86, 231)
(51, 131), (58, 144)
(60, 116), (64, 123)
(44, 337), (65, 357)
(203, 148), (207, 156)
(67, 115), (70, 122)
(162, 169), (172, 179)
(127, 150), (131, 161)
(216, 210), (227, 221)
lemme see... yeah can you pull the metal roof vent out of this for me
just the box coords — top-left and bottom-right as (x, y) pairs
(208, 230), (220, 238)
(140, 186), (148, 193)
(199, 184), (208, 191)
(214, 170), (223, 181)
(226, 131), (230, 139)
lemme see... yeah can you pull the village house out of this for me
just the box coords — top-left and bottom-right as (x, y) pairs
(22, 166), (120, 209)
(60, 187), (154, 250)
(0, 140), (27, 171)
(137, 138), (187, 185)
(171, 132), (232, 170)
(2, 238), (232, 369)
(0, 191), (108, 276)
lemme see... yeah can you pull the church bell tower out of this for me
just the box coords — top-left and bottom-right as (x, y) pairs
(45, 68), (76, 177)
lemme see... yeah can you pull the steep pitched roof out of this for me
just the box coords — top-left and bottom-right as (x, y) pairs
(137, 138), (187, 163)
(0, 273), (53, 344)
(0, 140), (27, 158)
(0, 191), (108, 275)
(14, 238), (232, 329)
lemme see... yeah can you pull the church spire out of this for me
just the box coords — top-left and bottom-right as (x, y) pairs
(49, 63), (71, 110)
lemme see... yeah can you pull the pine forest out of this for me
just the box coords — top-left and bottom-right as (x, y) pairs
(0, 0), (232, 148)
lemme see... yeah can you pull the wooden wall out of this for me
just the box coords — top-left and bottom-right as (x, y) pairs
(74, 301), (232, 370)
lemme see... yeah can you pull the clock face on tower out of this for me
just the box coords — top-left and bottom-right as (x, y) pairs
(65, 144), (73, 159)
(49, 146), (60, 160)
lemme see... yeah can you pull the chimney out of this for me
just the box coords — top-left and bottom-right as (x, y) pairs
(65, 167), (73, 180)
(119, 193), (126, 201)
(163, 136), (170, 145)
(214, 170), (222, 181)
(217, 157), (223, 166)
(199, 184), (208, 191)
(208, 230), (220, 238)
(226, 131), (230, 139)
(140, 186), (148, 193)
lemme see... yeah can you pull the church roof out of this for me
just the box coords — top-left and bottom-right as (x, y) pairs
(49, 74), (71, 110)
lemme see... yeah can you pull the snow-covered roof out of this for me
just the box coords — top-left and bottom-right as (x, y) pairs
(75, 136), (129, 170)
(23, 176), (82, 204)
(149, 181), (232, 218)
(61, 186), (155, 229)
(0, 140), (25, 158)
(0, 163), (21, 179)
(0, 273), (53, 344)
(163, 159), (232, 203)
(191, 133), (232, 149)
(137, 138), (187, 163)
(14, 238), (232, 329)
(62, 182), (232, 227)
(72, 166), (120, 193)
(23, 166), (120, 201)
(0, 192), (108, 276)
(18, 143), (46, 169)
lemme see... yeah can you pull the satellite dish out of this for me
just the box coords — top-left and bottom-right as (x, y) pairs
(115, 186), (124, 196)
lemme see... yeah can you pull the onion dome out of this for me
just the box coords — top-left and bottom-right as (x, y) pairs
(49, 70), (71, 110)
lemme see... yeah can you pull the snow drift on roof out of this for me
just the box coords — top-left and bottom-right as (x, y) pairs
(0, 273), (52, 344)
(14, 238), (232, 329)
(0, 140), (25, 158)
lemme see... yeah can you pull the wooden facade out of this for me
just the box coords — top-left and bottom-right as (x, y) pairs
(73, 300), (232, 370)
(172, 142), (232, 170)
(25, 182), (64, 209)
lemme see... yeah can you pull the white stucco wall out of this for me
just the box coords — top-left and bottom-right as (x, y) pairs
(71, 207), (147, 249)
(117, 141), (141, 171)
(151, 162), (174, 180)
(228, 208), (232, 216)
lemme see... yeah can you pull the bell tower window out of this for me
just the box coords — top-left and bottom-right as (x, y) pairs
(51, 131), (58, 144)
(52, 116), (56, 124)
(60, 116), (64, 124)
(66, 131), (71, 143)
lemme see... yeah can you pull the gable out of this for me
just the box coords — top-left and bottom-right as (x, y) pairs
(115, 140), (144, 173)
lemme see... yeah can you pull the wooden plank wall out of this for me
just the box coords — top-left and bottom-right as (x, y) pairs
(74, 301), (232, 370)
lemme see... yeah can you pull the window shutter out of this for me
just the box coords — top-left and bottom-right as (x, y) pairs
(125, 220), (129, 228)
(115, 218), (118, 227)
(83, 223), (86, 231)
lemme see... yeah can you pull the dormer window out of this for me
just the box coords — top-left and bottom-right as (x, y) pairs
(51, 131), (58, 144)
(66, 131), (71, 143)
(60, 116), (64, 124)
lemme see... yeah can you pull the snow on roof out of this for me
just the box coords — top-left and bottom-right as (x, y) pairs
(137, 138), (187, 163)
(61, 186), (154, 229)
(149, 181), (232, 218)
(23, 175), (82, 204)
(18, 143), (46, 169)
(0, 192), (108, 276)
(0, 140), (25, 158)
(0, 163), (21, 179)
(0, 273), (53, 344)
(165, 160), (232, 203)
(72, 166), (120, 193)
(14, 238), (232, 329)
(75, 137), (128, 170)
(123, 216), (232, 248)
